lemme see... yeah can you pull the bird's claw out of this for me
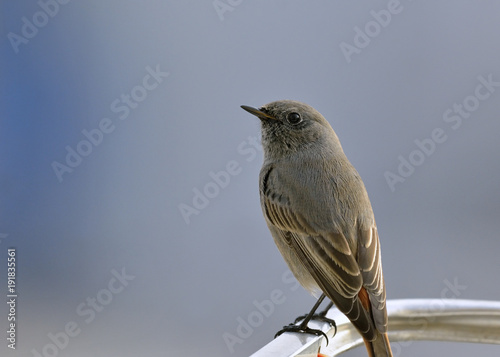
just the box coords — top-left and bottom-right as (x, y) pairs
(274, 322), (330, 346)
(293, 313), (337, 337)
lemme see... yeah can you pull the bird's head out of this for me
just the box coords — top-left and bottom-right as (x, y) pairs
(241, 100), (342, 160)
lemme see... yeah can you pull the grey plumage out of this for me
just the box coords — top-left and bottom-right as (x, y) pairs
(241, 100), (392, 357)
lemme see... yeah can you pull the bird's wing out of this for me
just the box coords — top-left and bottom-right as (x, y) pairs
(358, 225), (388, 333)
(262, 192), (378, 339)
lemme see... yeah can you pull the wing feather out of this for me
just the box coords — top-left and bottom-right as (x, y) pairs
(262, 194), (377, 339)
(358, 226), (388, 332)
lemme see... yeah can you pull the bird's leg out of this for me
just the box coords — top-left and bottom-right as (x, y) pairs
(274, 294), (336, 344)
(294, 300), (335, 326)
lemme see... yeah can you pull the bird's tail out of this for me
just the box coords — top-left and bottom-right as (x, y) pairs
(356, 286), (392, 357)
(363, 330), (392, 357)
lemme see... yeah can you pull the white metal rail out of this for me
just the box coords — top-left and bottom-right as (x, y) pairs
(250, 299), (500, 356)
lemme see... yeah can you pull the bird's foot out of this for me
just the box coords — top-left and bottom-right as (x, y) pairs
(293, 302), (337, 335)
(293, 313), (336, 330)
(274, 297), (336, 345)
(274, 320), (329, 343)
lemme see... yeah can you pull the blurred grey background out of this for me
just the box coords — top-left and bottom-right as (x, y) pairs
(1, 1), (499, 356)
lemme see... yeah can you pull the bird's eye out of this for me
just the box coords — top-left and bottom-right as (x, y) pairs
(286, 112), (302, 125)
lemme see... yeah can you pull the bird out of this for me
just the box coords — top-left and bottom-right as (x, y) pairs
(241, 100), (392, 357)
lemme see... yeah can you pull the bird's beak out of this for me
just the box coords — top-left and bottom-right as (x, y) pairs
(240, 105), (277, 120)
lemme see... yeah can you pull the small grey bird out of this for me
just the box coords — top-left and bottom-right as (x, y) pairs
(241, 100), (392, 357)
